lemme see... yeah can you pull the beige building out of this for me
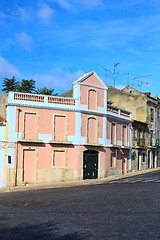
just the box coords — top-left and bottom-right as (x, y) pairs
(107, 86), (159, 170)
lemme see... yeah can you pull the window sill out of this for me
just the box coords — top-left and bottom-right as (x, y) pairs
(148, 145), (157, 149)
(108, 144), (120, 148)
(18, 139), (44, 143)
(121, 146), (131, 149)
(49, 140), (73, 145)
(83, 143), (103, 147)
(134, 146), (147, 149)
(52, 166), (67, 169)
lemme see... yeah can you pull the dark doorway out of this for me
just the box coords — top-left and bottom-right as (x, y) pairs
(153, 151), (156, 168)
(148, 151), (151, 168)
(138, 152), (141, 170)
(83, 150), (98, 179)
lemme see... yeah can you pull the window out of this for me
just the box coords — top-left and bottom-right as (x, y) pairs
(122, 125), (128, 146)
(157, 108), (160, 119)
(150, 108), (154, 121)
(53, 115), (67, 141)
(142, 131), (145, 139)
(133, 128), (136, 139)
(111, 122), (116, 145)
(87, 117), (97, 143)
(53, 150), (66, 167)
(110, 151), (116, 168)
(150, 130), (153, 146)
(142, 152), (146, 162)
(88, 89), (97, 111)
(24, 112), (37, 139)
(137, 130), (140, 141)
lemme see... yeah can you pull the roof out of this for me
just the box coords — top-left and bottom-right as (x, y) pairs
(72, 71), (108, 89)
(0, 116), (6, 122)
(122, 86), (141, 95)
(60, 89), (73, 98)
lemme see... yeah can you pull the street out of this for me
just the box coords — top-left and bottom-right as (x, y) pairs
(0, 171), (160, 240)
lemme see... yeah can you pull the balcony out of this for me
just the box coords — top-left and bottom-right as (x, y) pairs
(14, 93), (44, 102)
(137, 139), (146, 147)
(48, 96), (75, 105)
(107, 105), (131, 118)
(9, 92), (76, 106)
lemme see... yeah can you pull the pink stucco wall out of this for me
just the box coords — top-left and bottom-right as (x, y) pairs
(16, 107), (76, 137)
(82, 74), (104, 88)
(107, 118), (130, 143)
(81, 113), (103, 139)
(80, 85), (104, 107)
(38, 144), (52, 169)
(13, 72), (131, 186)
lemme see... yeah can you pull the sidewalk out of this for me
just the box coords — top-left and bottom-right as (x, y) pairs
(0, 167), (160, 193)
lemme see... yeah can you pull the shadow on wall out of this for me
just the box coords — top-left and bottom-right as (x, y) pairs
(0, 222), (88, 240)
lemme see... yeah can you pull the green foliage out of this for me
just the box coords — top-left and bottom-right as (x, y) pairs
(17, 79), (36, 93)
(35, 87), (58, 96)
(2, 76), (18, 92)
(1, 77), (58, 95)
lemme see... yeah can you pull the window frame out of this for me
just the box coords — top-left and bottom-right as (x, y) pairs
(52, 114), (68, 142)
(52, 148), (67, 168)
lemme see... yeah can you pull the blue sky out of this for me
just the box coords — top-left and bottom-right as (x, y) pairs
(0, 0), (160, 96)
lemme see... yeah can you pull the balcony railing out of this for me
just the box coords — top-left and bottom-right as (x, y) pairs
(14, 93), (44, 102)
(137, 139), (146, 147)
(107, 105), (131, 118)
(48, 96), (75, 105)
(13, 93), (76, 106)
(107, 105), (119, 114)
(120, 110), (130, 118)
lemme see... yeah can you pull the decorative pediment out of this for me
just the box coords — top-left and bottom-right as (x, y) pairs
(73, 71), (107, 89)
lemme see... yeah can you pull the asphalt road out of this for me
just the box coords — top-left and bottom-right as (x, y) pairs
(0, 171), (160, 240)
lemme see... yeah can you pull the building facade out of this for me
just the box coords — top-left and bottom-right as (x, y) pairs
(107, 86), (159, 170)
(0, 71), (132, 187)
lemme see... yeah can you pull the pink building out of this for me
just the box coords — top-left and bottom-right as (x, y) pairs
(0, 71), (132, 187)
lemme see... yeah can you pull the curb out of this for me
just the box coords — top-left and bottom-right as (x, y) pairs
(0, 168), (160, 193)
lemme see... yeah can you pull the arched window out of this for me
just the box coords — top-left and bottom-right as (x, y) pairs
(87, 117), (97, 143)
(88, 89), (97, 111)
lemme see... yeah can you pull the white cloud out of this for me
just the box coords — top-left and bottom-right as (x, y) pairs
(115, 84), (126, 90)
(0, 12), (6, 18)
(37, 3), (54, 23)
(33, 68), (85, 92)
(53, 0), (72, 10)
(80, 0), (105, 9)
(0, 56), (21, 77)
(49, 0), (105, 10)
(16, 32), (33, 51)
(18, 7), (31, 21)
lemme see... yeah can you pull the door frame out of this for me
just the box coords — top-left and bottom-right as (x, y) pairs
(83, 150), (99, 179)
(122, 155), (127, 175)
(138, 151), (141, 170)
(21, 147), (38, 184)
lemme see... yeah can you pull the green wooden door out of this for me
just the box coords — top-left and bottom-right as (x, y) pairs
(83, 150), (98, 179)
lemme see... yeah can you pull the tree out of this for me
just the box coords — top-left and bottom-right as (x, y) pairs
(2, 76), (18, 92)
(1, 77), (58, 96)
(35, 87), (58, 95)
(17, 79), (36, 93)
